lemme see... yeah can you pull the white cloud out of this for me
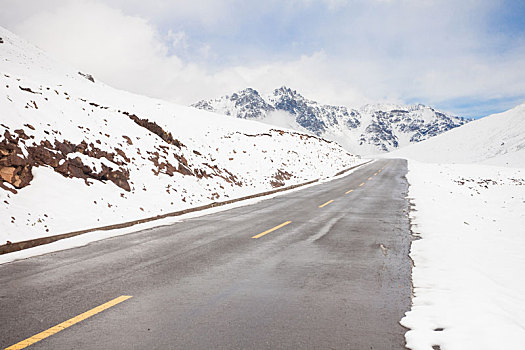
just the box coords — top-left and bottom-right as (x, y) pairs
(167, 30), (188, 51)
(2, 0), (524, 116)
(6, 0), (372, 106)
(11, 1), (202, 103)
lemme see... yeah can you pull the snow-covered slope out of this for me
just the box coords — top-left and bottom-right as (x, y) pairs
(192, 87), (469, 155)
(389, 102), (525, 167)
(0, 27), (362, 244)
(388, 99), (525, 347)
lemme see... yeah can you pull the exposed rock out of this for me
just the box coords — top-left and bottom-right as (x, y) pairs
(115, 148), (130, 163)
(14, 129), (30, 140)
(149, 152), (178, 177)
(193, 86), (470, 153)
(123, 111), (184, 148)
(0, 167), (16, 183)
(0, 130), (131, 192)
(269, 180), (284, 188)
(241, 132), (272, 138)
(0, 131), (34, 189)
(274, 169), (293, 181)
(105, 168), (131, 191)
(270, 128), (333, 144)
(195, 88), (276, 120)
(270, 169), (293, 188)
(78, 72), (95, 83)
(18, 86), (41, 94)
(177, 163), (193, 176)
(204, 163), (242, 186)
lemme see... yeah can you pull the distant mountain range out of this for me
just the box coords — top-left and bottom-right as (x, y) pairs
(192, 87), (470, 155)
(389, 101), (525, 167)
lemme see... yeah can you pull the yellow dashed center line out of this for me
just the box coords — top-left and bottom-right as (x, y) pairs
(345, 189), (353, 194)
(318, 200), (334, 208)
(374, 172), (378, 176)
(368, 177), (373, 180)
(6, 295), (133, 350)
(252, 221), (292, 239)
(359, 182), (365, 187)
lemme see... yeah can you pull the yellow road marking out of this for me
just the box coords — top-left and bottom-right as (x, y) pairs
(368, 177), (372, 180)
(318, 200), (334, 208)
(252, 221), (292, 239)
(6, 295), (132, 350)
(359, 182), (365, 187)
(345, 189), (353, 194)
(374, 172), (378, 176)
(378, 169), (382, 173)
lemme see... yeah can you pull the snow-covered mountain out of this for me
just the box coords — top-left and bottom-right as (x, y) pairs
(192, 87), (470, 155)
(389, 101), (525, 167)
(0, 27), (362, 244)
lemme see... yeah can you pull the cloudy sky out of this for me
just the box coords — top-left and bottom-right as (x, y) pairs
(1, 0), (524, 117)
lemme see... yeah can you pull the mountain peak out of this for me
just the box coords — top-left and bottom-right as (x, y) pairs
(271, 86), (308, 103)
(231, 87), (259, 98)
(273, 86), (298, 95)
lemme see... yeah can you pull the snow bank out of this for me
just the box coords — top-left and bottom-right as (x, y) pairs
(402, 161), (525, 349)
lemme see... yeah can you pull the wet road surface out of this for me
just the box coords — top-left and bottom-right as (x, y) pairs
(0, 159), (411, 349)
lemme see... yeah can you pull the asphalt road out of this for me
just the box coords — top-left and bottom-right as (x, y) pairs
(0, 158), (411, 350)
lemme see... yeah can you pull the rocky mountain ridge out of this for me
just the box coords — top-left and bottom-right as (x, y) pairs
(193, 87), (470, 154)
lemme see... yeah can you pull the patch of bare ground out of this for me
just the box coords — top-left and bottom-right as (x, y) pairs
(0, 129), (131, 192)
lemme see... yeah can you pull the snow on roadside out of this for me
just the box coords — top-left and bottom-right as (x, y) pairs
(402, 161), (525, 349)
(0, 26), (364, 245)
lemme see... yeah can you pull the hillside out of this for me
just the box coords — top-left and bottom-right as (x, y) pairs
(192, 87), (469, 155)
(388, 102), (525, 167)
(389, 101), (525, 348)
(0, 27), (362, 244)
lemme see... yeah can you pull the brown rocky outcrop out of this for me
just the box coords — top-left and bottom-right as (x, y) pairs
(78, 72), (95, 83)
(18, 86), (41, 94)
(122, 111), (184, 148)
(0, 167), (17, 184)
(148, 151), (178, 177)
(0, 131), (34, 189)
(203, 163), (242, 186)
(270, 169), (293, 188)
(0, 130), (131, 192)
(148, 151), (196, 178)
